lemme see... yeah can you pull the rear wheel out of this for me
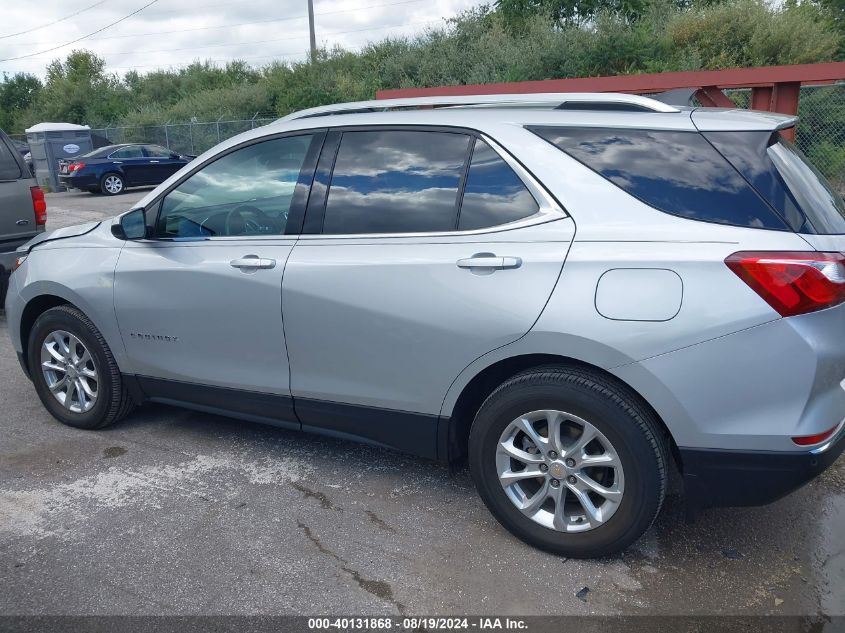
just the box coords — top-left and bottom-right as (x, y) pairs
(469, 365), (668, 558)
(100, 173), (124, 196)
(27, 305), (135, 429)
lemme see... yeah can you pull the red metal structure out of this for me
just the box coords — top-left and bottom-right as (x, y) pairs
(377, 62), (845, 141)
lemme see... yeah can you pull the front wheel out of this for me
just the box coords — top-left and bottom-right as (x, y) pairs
(100, 173), (124, 196)
(28, 305), (135, 429)
(469, 366), (668, 558)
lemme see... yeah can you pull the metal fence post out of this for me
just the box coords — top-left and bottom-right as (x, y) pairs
(164, 121), (170, 149)
(250, 112), (259, 129)
(216, 115), (223, 143)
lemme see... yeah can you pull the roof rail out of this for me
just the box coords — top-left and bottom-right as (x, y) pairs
(277, 92), (680, 121)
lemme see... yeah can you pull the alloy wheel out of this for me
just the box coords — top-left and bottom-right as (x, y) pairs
(40, 330), (99, 413)
(496, 409), (625, 533)
(104, 175), (123, 194)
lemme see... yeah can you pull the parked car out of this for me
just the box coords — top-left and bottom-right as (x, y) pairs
(0, 128), (45, 305)
(10, 138), (30, 158)
(58, 143), (194, 195)
(6, 94), (845, 557)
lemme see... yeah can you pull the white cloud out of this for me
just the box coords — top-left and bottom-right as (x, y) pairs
(0, 0), (483, 78)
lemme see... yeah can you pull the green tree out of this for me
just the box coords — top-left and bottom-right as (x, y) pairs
(494, 0), (650, 26)
(0, 73), (42, 131)
(32, 50), (127, 127)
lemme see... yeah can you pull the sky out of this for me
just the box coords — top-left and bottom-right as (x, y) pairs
(0, 0), (483, 79)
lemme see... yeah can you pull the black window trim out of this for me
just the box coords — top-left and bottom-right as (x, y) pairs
(299, 124), (565, 239)
(135, 129), (328, 241)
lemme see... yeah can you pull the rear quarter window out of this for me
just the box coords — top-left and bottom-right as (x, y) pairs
(530, 126), (789, 231)
(706, 131), (845, 235)
(0, 134), (23, 180)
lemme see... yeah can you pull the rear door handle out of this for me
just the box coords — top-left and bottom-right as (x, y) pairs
(457, 254), (522, 270)
(230, 255), (276, 270)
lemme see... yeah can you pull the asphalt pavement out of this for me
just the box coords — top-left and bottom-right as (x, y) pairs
(1, 190), (843, 616)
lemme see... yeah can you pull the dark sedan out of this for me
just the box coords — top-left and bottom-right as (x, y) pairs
(59, 144), (194, 195)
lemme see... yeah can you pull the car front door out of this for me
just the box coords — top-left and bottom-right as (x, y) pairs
(113, 131), (323, 424)
(143, 145), (184, 183)
(282, 128), (574, 457)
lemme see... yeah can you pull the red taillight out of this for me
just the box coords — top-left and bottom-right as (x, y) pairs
(68, 162), (85, 172)
(725, 251), (845, 317)
(792, 422), (842, 446)
(30, 186), (46, 226)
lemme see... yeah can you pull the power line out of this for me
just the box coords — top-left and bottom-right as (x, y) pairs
(0, 0), (109, 40)
(0, 0), (160, 62)
(90, 19), (442, 59)
(102, 19), (444, 69)
(22, 0), (430, 47)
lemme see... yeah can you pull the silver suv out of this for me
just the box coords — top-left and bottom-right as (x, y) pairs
(6, 94), (845, 557)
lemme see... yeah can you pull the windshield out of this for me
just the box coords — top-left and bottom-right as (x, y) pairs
(768, 137), (845, 234)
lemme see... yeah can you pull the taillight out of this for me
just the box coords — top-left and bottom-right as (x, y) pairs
(792, 422), (842, 447)
(68, 162), (85, 172)
(725, 251), (845, 317)
(30, 186), (46, 226)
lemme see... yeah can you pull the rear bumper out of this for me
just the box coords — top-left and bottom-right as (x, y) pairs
(681, 423), (845, 509)
(59, 174), (99, 190)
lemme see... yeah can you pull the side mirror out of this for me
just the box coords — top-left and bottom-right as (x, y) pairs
(170, 152), (180, 159)
(113, 208), (147, 240)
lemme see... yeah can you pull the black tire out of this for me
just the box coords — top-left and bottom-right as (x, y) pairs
(100, 172), (124, 196)
(27, 305), (135, 430)
(468, 365), (668, 558)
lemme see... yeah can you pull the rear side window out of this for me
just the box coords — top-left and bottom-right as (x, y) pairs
(458, 139), (539, 231)
(322, 130), (471, 234)
(530, 126), (788, 231)
(0, 134), (23, 180)
(706, 131), (845, 235)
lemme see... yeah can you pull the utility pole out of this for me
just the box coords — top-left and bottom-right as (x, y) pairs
(307, 0), (316, 62)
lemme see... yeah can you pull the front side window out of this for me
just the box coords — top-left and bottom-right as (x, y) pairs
(158, 134), (314, 237)
(144, 145), (173, 158)
(458, 139), (539, 231)
(322, 130), (472, 234)
(110, 146), (144, 159)
(531, 126), (789, 231)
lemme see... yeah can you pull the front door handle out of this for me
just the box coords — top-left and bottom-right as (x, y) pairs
(230, 255), (276, 270)
(457, 254), (522, 271)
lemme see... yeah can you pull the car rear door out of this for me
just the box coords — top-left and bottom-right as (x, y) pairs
(0, 131), (37, 243)
(113, 131), (324, 425)
(281, 127), (574, 457)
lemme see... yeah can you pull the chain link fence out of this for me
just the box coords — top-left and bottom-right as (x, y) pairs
(725, 84), (845, 191)
(90, 115), (277, 156)
(10, 86), (845, 189)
